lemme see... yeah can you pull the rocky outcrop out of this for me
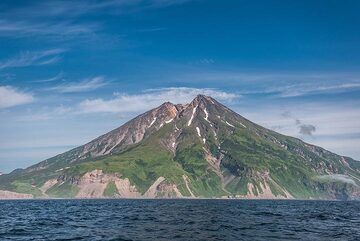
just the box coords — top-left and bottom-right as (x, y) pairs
(78, 102), (185, 159)
(69, 171), (183, 198)
(237, 182), (293, 199)
(143, 176), (183, 198)
(0, 190), (33, 199)
(75, 170), (126, 198)
(40, 179), (58, 196)
(114, 178), (141, 198)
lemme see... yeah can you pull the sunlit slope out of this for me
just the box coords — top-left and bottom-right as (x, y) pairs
(1, 95), (359, 200)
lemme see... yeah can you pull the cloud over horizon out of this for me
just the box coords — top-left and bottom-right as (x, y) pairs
(78, 87), (239, 114)
(0, 86), (34, 109)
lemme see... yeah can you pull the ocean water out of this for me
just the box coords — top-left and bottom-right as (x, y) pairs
(0, 199), (359, 241)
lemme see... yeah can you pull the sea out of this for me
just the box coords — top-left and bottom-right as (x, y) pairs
(0, 199), (359, 241)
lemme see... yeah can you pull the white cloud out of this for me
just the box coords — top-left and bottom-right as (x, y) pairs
(47, 76), (108, 93)
(79, 87), (239, 114)
(0, 49), (66, 69)
(317, 174), (357, 186)
(0, 86), (34, 109)
(240, 102), (360, 160)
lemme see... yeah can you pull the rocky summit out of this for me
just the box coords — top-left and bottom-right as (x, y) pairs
(0, 95), (359, 200)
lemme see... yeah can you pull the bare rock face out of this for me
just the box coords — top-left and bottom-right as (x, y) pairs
(63, 171), (183, 198)
(74, 95), (231, 162)
(78, 102), (185, 159)
(74, 170), (141, 198)
(0, 190), (33, 199)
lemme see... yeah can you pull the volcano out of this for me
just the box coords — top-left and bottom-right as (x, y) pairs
(0, 95), (359, 200)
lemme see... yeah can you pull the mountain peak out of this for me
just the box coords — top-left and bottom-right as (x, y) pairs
(190, 94), (216, 107)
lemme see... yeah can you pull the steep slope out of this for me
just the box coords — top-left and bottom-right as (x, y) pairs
(1, 95), (359, 200)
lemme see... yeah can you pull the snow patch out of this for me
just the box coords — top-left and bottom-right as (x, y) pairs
(165, 118), (173, 124)
(203, 138), (206, 144)
(204, 108), (210, 123)
(149, 117), (157, 127)
(188, 105), (198, 126)
(226, 121), (235, 128)
(239, 122), (246, 128)
(55, 166), (70, 172)
(196, 127), (201, 137)
(172, 142), (176, 148)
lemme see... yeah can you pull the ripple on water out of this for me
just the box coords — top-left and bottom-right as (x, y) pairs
(0, 199), (359, 241)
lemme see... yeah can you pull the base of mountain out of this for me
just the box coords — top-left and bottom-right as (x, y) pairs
(1, 169), (358, 200)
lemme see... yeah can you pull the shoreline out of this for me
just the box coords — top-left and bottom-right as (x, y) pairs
(0, 197), (354, 201)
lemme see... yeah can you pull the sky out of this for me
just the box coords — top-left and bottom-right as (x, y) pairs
(0, 0), (360, 173)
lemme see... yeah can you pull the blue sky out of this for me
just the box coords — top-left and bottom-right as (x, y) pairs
(0, 0), (360, 173)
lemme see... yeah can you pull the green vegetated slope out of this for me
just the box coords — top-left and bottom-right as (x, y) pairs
(0, 95), (359, 200)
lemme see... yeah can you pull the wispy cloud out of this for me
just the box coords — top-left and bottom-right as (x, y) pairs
(0, 86), (34, 109)
(0, 20), (97, 38)
(31, 72), (64, 83)
(189, 58), (215, 65)
(135, 27), (167, 33)
(273, 82), (360, 97)
(0, 0), (193, 39)
(79, 87), (239, 114)
(47, 76), (108, 93)
(3, 0), (195, 18)
(0, 49), (66, 70)
(165, 70), (360, 97)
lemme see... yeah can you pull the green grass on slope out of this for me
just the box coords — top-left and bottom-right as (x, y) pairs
(174, 127), (209, 175)
(12, 181), (43, 197)
(104, 181), (119, 197)
(46, 181), (79, 198)
(187, 171), (226, 197)
(219, 128), (329, 198)
(174, 127), (227, 197)
(74, 123), (187, 194)
(224, 176), (249, 195)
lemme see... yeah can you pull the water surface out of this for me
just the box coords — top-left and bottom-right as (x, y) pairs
(0, 199), (359, 240)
